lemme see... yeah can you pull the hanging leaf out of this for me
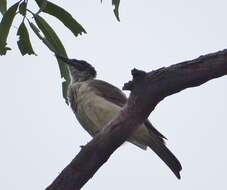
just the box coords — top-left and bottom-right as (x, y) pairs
(28, 21), (54, 52)
(34, 0), (86, 37)
(112, 0), (120, 21)
(17, 22), (35, 55)
(0, 2), (19, 55)
(0, 0), (7, 15)
(18, 1), (27, 16)
(34, 14), (70, 104)
(34, 15), (68, 78)
(36, 0), (47, 15)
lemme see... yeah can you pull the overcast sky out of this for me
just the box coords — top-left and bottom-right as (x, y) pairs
(1, 0), (227, 189)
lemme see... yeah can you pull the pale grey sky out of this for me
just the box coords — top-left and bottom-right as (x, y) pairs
(1, 0), (227, 189)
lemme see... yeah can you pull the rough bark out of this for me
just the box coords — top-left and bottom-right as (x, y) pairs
(46, 49), (227, 190)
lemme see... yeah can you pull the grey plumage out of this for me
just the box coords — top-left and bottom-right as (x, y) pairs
(56, 55), (182, 179)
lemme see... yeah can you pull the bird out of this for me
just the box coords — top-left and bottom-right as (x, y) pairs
(56, 55), (182, 179)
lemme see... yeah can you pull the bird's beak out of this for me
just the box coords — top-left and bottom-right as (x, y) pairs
(55, 54), (80, 67)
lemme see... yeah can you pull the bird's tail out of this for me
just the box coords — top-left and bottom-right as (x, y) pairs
(145, 133), (182, 179)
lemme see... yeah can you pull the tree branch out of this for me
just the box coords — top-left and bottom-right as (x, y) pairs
(46, 49), (227, 190)
(147, 49), (227, 101)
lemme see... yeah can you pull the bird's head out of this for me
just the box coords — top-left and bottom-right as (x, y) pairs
(56, 55), (97, 82)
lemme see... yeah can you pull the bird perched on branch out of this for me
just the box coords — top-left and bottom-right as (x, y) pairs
(56, 55), (182, 179)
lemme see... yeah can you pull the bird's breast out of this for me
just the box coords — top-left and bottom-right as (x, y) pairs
(69, 82), (121, 136)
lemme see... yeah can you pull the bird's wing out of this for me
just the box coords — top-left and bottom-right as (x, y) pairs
(88, 79), (127, 107)
(88, 79), (166, 144)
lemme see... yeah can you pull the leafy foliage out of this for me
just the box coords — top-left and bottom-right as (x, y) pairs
(0, 0), (121, 104)
(17, 22), (35, 55)
(0, 2), (19, 55)
(34, 0), (86, 37)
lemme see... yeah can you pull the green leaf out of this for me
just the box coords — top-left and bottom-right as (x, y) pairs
(28, 21), (54, 51)
(19, 1), (27, 16)
(17, 22), (35, 55)
(0, 0), (7, 15)
(34, 0), (86, 37)
(0, 2), (19, 55)
(36, 0), (47, 15)
(34, 15), (68, 77)
(34, 14), (70, 104)
(112, 0), (120, 21)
